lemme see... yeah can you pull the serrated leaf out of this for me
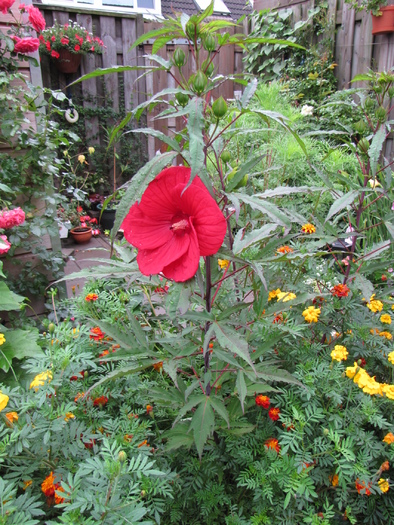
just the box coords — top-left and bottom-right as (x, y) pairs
(351, 273), (374, 300)
(186, 97), (205, 184)
(325, 190), (359, 222)
(162, 423), (194, 451)
(235, 371), (247, 413)
(0, 282), (25, 311)
(233, 223), (278, 254)
(210, 396), (229, 428)
(130, 128), (180, 152)
(369, 125), (386, 177)
(234, 193), (291, 228)
(189, 397), (214, 458)
(240, 78), (258, 109)
(213, 322), (255, 371)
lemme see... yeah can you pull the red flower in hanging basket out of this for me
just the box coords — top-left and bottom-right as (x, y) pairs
(121, 166), (227, 282)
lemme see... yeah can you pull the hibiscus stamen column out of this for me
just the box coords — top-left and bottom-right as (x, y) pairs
(204, 256), (212, 396)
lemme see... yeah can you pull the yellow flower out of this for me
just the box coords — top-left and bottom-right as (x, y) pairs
(301, 223), (316, 234)
(382, 384), (394, 400)
(23, 480), (33, 490)
(268, 288), (281, 301)
(383, 432), (394, 444)
(388, 351), (394, 365)
(0, 333), (5, 345)
(276, 292), (296, 302)
(346, 362), (358, 379)
(64, 412), (75, 422)
(353, 368), (370, 388)
(0, 392), (9, 412)
(378, 478), (389, 493)
(392, 305), (394, 310)
(367, 295), (383, 313)
(362, 376), (383, 396)
(379, 331), (393, 341)
(331, 345), (348, 362)
(328, 63), (338, 69)
(78, 154), (86, 164)
(368, 178), (381, 189)
(218, 259), (230, 270)
(370, 328), (380, 335)
(380, 314), (391, 325)
(302, 305), (321, 323)
(88, 147), (95, 154)
(30, 371), (53, 392)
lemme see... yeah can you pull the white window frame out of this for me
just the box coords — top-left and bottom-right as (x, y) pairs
(40, 0), (162, 17)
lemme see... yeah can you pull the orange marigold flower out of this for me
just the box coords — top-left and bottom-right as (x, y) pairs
(124, 434), (133, 442)
(265, 437), (280, 453)
(90, 326), (105, 341)
(23, 480), (33, 490)
(329, 474), (339, 487)
(74, 392), (85, 403)
(138, 439), (149, 448)
(41, 472), (57, 498)
(93, 395), (108, 407)
(301, 223), (316, 234)
(273, 313), (283, 324)
(383, 432), (394, 444)
(255, 395), (270, 409)
(146, 404), (153, 414)
(277, 245), (294, 254)
(268, 407), (280, 421)
(5, 411), (18, 426)
(85, 293), (98, 302)
(355, 478), (372, 496)
(381, 461), (390, 471)
(153, 361), (163, 372)
(331, 284), (350, 298)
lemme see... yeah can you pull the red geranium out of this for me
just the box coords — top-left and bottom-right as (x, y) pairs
(74, 44), (81, 52)
(12, 36), (40, 54)
(51, 50), (59, 59)
(0, 0), (15, 14)
(121, 166), (227, 282)
(27, 5), (46, 33)
(60, 37), (69, 45)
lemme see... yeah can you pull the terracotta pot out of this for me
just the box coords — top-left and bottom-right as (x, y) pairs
(70, 226), (92, 244)
(55, 50), (82, 74)
(372, 6), (394, 35)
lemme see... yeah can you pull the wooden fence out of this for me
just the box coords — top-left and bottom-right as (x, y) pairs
(38, 7), (245, 159)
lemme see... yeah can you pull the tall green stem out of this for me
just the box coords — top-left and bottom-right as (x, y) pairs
(204, 256), (212, 396)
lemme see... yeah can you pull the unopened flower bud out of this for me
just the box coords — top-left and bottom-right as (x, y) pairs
(48, 323), (56, 334)
(221, 150), (231, 163)
(323, 428), (329, 436)
(212, 96), (228, 119)
(353, 119), (367, 133)
(202, 33), (217, 52)
(173, 48), (186, 68)
(186, 17), (200, 40)
(175, 92), (189, 107)
(358, 138), (370, 154)
(118, 450), (127, 462)
(192, 70), (208, 95)
(375, 106), (387, 123)
(201, 59), (214, 77)
(364, 97), (375, 110)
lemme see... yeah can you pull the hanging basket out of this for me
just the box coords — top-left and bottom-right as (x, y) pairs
(372, 6), (394, 35)
(55, 49), (82, 74)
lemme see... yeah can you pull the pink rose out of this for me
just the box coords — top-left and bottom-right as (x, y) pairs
(0, 207), (26, 229)
(0, 235), (11, 255)
(0, 0), (15, 14)
(27, 5), (45, 33)
(13, 36), (40, 54)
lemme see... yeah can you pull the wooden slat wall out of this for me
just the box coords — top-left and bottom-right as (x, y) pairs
(254, 0), (393, 161)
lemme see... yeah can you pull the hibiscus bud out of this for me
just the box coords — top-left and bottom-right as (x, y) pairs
(118, 450), (127, 463)
(388, 86), (394, 98)
(221, 151), (231, 163)
(202, 33), (217, 52)
(173, 48), (186, 68)
(192, 70), (207, 95)
(358, 138), (370, 154)
(364, 97), (375, 110)
(175, 92), (189, 107)
(186, 17), (200, 41)
(212, 97), (227, 119)
(353, 120), (367, 133)
(202, 59), (214, 77)
(375, 106), (387, 123)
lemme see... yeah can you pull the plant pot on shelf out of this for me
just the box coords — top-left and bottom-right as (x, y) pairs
(97, 204), (116, 231)
(70, 226), (92, 244)
(372, 6), (394, 34)
(55, 50), (82, 74)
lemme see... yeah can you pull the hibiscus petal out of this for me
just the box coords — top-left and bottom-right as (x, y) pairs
(172, 184), (227, 256)
(136, 223), (191, 276)
(162, 223), (200, 282)
(121, 202), (172, 249)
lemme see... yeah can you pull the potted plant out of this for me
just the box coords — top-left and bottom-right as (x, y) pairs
(344, 0), (394, 34)
(57, 202), (99, 244)
(39, 21), (105, 74)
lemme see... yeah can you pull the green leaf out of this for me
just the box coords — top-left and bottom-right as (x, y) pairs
(189, 396), (214, 458)
(186, 97), (205, 185)
(70, 65), (156, 86)
(213, 322), (255, 371)
(162, 423), (194, 451)
(166, 283), (193, 319)
(210, 396), (229, 428)
(129, 128), (180, 152)
(111, 152), (178, 239)
(0, 329), (42, 372)
(240, 78), (258, 109)
(233, 223), (278, 254)
(351, 273), (374, 300)
(384, 221), (394, 240)
(0, 282), (25, 311)
(325, 190), (359, 222)
(369, 125), (386, 177)
(234, 193), (292, 228)
(226, 154), (265, 192)
(235, 371), (247, 413)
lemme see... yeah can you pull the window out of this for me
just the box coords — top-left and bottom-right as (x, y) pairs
(194, 0), (230, 14)
(40, 0), (161, 16)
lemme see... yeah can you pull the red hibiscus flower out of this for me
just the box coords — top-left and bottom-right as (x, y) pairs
(268, 407), (280, 421)
(12, 36), (40, 54)
(27, 5), (46, 32)
(121, 167), (227, 282)
(0, 0), (15, 14)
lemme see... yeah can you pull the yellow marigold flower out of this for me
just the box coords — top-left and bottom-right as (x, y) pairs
(378, 478), (389, 493)
(379, 331), (393, 341)
(0, 392), (9, 412)
(392, 305), (394, 310)
(382, 384), (394, 400)
(346, 362), (358, 379)
(23, 480), (33, 490)
(331, 345), (348, 362)
(277, 292), (297, 302)
(0, 334), (5, 346)
(302, 305), (321, 323)
(64, 412), (75, 422)
(362, 376), (383, 396)
(367, 295), (383, 313)
(30, 371), (53, 392)
(383, 432), (394, 444)
(370, 328), (380, 335)
(380, 314), (391, 324)
(301, 223), (316, 234)
(78, 154), (86, 164)
(5, 412), (18, 426)
(218, 259), (230, 270)
(388, 351), (394, 365)
(353, 368), (371, 388)
(268, 288), (281, 301)
(88, 147), (95, 154)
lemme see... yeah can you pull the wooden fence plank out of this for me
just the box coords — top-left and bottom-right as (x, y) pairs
(335, 1), (356, 89)
(100, 16), (119, 113)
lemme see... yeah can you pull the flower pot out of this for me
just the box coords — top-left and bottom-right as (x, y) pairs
(97, 204), (116, 231)
(70, 226), (92, 244)
(372, 6), (394, 35)
(55, 49), (82, 74)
